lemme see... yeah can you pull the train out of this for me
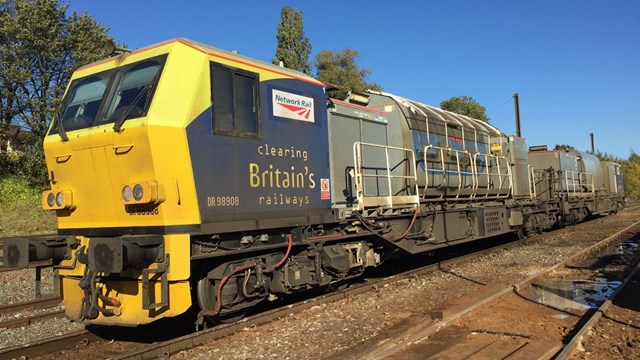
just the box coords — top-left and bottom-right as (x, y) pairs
(3, 38), (625, 327)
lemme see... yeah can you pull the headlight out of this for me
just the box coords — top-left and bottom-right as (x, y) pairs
(55, 192), (65, 207)
(133, 184), (144, 201)
(42, 189), (75, 210)
(47, 192), (55, 207)
(120, 181), (164, 205)
(122, 185), (133, 202)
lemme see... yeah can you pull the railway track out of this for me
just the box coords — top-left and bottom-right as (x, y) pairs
(0, 296), (63, 329)
(0, 207), (638, 359)
(0, 260), (52, 273)
(554, 263), (640, 359)
(0, 295), (61, 316)
(0, 228), (536, 360)
(0, 308), (65, 329)
(344, 220), (640, 359)
(115, 235), (543, 359)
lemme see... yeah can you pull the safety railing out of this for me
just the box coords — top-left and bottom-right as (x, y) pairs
(422, 145), (475, 199)
(421, 145), (512, 200)
(353, 142), (419, 210)
(563, 171), (594, 193)
(531, 169), (555, 201)
(473, 153), (512, 198)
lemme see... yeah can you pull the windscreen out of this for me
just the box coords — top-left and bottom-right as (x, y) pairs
(49, 54), (167, 135)
(49, 70), (113, 134)
(101, 59), (164, 124)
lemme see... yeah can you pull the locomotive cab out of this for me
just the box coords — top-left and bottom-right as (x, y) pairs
(5, 39), (333, 325)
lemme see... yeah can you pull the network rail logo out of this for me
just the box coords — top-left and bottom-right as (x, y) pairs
(272, 89), (315, 123)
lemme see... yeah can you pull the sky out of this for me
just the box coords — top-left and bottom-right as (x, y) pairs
(66, 0), (640, 159)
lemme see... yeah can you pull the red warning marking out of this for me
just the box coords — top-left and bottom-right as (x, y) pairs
(320, 178), (330, 200)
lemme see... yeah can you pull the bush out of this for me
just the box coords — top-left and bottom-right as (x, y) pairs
(0, 175), (56, 236)
(0, 142), (48, 189)
(0, 176), (42, 208)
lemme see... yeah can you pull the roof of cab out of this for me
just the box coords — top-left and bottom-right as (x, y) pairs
(77, 38), (324, 86)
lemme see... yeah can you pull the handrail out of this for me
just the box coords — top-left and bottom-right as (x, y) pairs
(563, 170), (594, 193)
(352, 142), (419, 210)
(422, 144), (512, 199)
(423, 145), (474, 199)
(528, 165), (536, 199)
(473, 152), (512, 198)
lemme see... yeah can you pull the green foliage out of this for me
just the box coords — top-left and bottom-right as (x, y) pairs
(0, 0), (113, 139)
(315, 48), (381, 100)
(440, 96), (489, 122)
(272, 6), (311, 75)
(0, 175), (41, 207)
(622, 151), (640, 199)
(0, 143), (48, 188)
(594, 150), (621, 162)
(554, 144), (577, 151)
(0, 175), (56, 235)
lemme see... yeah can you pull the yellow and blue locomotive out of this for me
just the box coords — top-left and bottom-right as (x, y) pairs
(3, 38), (624, 326)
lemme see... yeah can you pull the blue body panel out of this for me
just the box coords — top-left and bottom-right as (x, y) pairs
(186, 79), (331, 230)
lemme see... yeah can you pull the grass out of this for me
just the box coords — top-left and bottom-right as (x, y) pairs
(0, 176), (57, 236)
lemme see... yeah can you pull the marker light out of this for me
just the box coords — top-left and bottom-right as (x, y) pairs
(55, 192), (65, 207)
(120, 181), (164, 205)
(42, 189), (75, 210)
(47, 192), (55, 207)
(133, 184), (144, 201)
(121, 185), (133, 202)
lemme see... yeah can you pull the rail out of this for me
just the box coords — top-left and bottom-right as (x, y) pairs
(354, 220), (640, 359)
(5, 212), (637, 360)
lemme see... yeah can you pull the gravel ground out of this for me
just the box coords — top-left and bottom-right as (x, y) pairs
(172, 213), (638, 360)
(0, 317), (83, 350)
(0, 211), (636, 358)
(0, 267), (85, 350)
(0, 267), (56, 305)
(571, 270), (640, 359)
(0, 304), (63, 323)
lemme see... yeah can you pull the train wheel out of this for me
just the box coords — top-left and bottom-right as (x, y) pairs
(196, 269), (248, 324)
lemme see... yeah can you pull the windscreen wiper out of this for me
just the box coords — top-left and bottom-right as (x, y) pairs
(57, 113), (69, 142)
(112, 85), (149, 133)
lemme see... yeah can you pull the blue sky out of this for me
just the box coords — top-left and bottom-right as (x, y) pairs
(66, 1), (639, 159)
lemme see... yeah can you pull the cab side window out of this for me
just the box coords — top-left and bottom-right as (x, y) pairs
(210, 62), (259, 137)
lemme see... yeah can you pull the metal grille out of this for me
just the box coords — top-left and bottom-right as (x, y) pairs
(484, 210), (501, 234)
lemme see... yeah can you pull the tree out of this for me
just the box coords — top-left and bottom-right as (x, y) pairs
(594, 150), (621, 162)
(272, 6), (311, 75)
(623, 151), (640, 199)
(440, 96), (489, 122)
(554, 144), (576, 151)
(315, 48), (381, 100)
(0, 0), (113, 139)
(0, 0), (22, 130)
